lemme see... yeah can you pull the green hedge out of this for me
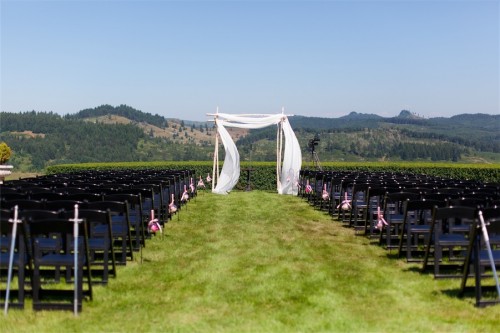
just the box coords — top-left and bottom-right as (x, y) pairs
(46, 161), (500, 191)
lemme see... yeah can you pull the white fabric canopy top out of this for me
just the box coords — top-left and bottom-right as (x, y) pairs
(209, 112), (302, 195)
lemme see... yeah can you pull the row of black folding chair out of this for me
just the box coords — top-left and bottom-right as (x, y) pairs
(297, 170), (500, 306)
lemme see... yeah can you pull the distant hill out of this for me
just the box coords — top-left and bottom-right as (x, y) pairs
(1, 105), (499, 172)
(69, 104), (168, 128)
(339, 111), (383, 120)
(395, 110), (424, 119)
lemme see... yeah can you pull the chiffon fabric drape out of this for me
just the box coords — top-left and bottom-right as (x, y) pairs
(212, 113), (302, 195)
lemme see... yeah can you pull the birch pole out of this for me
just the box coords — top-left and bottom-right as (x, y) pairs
(4, 205), (20, 315)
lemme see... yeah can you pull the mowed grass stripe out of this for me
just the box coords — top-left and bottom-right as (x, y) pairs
(2, 191), (498, 332)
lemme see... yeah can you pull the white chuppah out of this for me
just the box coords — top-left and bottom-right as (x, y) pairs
(208, 111), (302, 195)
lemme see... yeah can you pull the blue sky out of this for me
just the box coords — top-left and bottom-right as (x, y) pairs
(1, 0), (498, 121)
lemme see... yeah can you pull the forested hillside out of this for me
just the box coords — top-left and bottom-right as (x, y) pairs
(0, 105), (499, 172)
(285, 111), (500, 164)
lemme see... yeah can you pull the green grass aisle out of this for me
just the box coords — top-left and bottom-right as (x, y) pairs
(2, 191), (498, 332)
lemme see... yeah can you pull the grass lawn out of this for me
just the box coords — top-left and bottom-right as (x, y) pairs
(1, 191), (498, 332)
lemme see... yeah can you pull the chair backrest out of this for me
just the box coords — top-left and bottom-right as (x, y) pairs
(19, 209), (60, 222)
(403, 199), (446, 226)
(1, 199), (44, 210)
(45, 200), (87, 213)
(26, 217), (90, 261)
(25, 187), (53, 194)
(479, 206), (500, 234)
(0, 211), (26, 266)
(65, 209), (114, 243)
(54, 187), (89, 195)
(436, 187), (463, 195)
(29, 192), (64, 201)
(434, 205), (477, 221)
(405, 199), (446, 212)
(421, 192), (451, 203)
(102, 193), (142, 216)
(117, 187), (153, 215)
(0, 187), (22, 196)
(1, 192), (29, 201)
(86, 201), (129, 219)
(0, 208), (12, 220)
(102, 193), (143, 236)
(431, 205), (477, 235)
(133, 184), (162, 210)
(404, 187), (433, 196)
(383, 192), (420, 217)
(351, 182), (371, 202)
(64, 192), (103, 202)
(448, 197), (486, 208)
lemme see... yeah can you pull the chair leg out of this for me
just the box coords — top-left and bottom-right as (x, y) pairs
(102, 244), (109, 283)
(32, 263), (40, 310)
(434, 243), (443, 277)
(18, 262), (25, 308)
(473, 241), (482, 306)
(406, 229), (412, 260)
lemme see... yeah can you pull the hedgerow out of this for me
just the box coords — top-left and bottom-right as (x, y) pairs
(46, 161), (499, 191)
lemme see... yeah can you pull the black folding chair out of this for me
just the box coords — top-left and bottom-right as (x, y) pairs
(86, 201), (134, 264)
(397, 199), (445, 262)
(422, 206), (476, 278)
(64, 209), (117, 284)
(26, 217), (93, 311)
(103, 193), (145, 251)
(378, 192), (420, 250)
(459, 207), (500, 306)
(0, 208), (29, 309)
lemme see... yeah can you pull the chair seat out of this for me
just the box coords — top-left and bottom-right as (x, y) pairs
(88, 238), (110, 251)
(489, 235), (500, 245)
(437, 234), (468, 246)
(450, 225), (470, 233)
(0, 253), (22, 265)
(37, 254), (85, 266)
(35, 238), (61, 249)
(388, 214), (405, 223)
(409, 225), (431, 233)
(478, 250), (500, 265)
(110, 223), (128, 236)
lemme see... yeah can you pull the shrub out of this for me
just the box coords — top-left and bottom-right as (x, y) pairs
(0, 142), (12, 164)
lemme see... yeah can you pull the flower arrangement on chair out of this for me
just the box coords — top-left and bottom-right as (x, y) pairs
(337, 192), (352, 211)
(147, 210), (162, 234)
(376, 206), (388, 230)
(189, 178), (195, 193)
(181, 185), (189, 202)
(197, 176), (205, 188)
(168, 194), (177, 214)
(305, 180), (313, 194)
(322, 184), (330, 201)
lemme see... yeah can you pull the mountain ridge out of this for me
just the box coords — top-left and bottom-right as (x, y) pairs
(1, 105), (499, 171)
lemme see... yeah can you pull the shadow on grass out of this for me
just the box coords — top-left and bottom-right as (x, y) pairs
(440, 287), (464, 299)
(385, 252), (401, 260)
(403, 265), (425, 274)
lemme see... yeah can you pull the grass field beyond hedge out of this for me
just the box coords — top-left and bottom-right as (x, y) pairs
(1, 191), (499, 332)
